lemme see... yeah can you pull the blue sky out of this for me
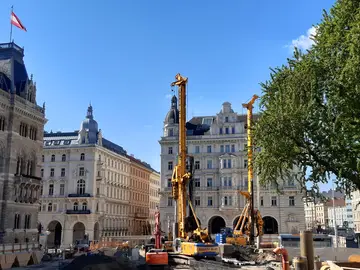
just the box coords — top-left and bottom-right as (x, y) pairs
(1, 0), (336, 190)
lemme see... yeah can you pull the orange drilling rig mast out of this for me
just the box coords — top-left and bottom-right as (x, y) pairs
(170, 73), (218, 257)
(170, 73), (190, 239)
(243, 94), (260, 245)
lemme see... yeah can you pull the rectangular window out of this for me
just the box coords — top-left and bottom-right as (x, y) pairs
(228, 177), (232, 186)
(207, 178), (213, 187)
(225, 117), (229, 122)
(225, 127), (229, 134)
(207, 160), (212, 169)
(168, 161), (173, 170)
(229, 196), (233, 206)
(61, 168), (66, 177)
(195, 197), (201, 206)
(195, 146), (200, 153)
(225, 145), (230, 153)
(60, 184), (65, 195)
(244, 159), (248, 168)
(207, 145), (212, 153)
(227, 159), (232, 168)
(79, 167), (85, 176)
(271, 196), (277, 206)
(207, 197), (213, 206)
(41, 169), (44, 178)
(289, 196), (295, 206)
(222, 159), (227, 169)
(194, 178), (200, 187)
(232, 127), (235, 134)
(195, 161), (200, 170)
(168, 147), (173, 154)
(167, 197), (173, 206)
(50, 168), (54, 177)
(48, 184), (54, 195)
(260, 196), (264, 206)
(223, 177), (227, 186)
(167, 179), (172, 188)
(231, 144), (235, 152)
(220, 145), (224, 153)
(219, 128), (223, 134)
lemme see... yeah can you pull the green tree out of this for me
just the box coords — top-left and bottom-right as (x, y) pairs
(254, 0), (360, 195)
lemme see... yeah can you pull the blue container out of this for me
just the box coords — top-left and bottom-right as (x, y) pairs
(215, 233), (226, 244)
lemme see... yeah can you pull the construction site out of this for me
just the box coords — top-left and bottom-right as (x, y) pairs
(59, 73), (359, 270)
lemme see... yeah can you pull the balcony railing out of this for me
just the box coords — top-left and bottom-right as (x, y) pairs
(66, 210), (91, 214)
(14, 174), (41, 185)
(68, 193), (91, 198)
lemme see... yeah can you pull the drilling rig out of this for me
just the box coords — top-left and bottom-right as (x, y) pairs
(170, 73), (219, 257)
(226, 95), (264, 246)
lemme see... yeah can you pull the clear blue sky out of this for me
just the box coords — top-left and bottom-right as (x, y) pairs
(1, 0), (336, 190)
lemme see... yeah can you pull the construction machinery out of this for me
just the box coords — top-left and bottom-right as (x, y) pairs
(226, 95), (264, 246)
(145, 206), (169, 267)
(170, 73), (219, 257)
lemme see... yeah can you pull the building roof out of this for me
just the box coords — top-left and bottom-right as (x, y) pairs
(325, 198), (346, 207)
(43, 131), (127, 157)
(43, 131), (158, 172)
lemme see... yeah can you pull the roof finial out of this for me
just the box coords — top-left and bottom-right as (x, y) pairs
(86, 104), (93, 119)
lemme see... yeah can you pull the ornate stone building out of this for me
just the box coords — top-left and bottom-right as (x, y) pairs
(159, 96), (305, 236)
(0, 42), (46, 244)
(39, 105), (159, 248)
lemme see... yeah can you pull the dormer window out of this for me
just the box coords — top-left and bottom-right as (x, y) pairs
(169, 128), (174, 137)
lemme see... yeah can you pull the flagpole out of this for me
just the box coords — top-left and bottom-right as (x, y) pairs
(9, 6), (13, 43)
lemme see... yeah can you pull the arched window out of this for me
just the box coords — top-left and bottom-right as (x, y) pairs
(77, 179), (86, 194)
(82, 202), (87, 210)
(61, 154), (66, 162)
(51, 155), (55, 162)
(47, 203), (52, 212)
(73, 202), (78, 211)
(14, 214), (20, 229)
(80, 153), (85, 161)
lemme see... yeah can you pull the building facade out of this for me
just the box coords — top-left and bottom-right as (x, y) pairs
(352, 190), (360, 234)
(326, 198), (354, 228)
(149, 171), (160, 232)
(128, 155), (152, 235)
(0, 42), (46, 244)
(39, 105), (158, 248)
(159, 97), (305, 235)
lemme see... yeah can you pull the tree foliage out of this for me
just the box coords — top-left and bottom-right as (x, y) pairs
(254, 0), (360, 195)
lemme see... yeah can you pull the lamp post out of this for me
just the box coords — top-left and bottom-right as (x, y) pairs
(44, 230), (50, 252)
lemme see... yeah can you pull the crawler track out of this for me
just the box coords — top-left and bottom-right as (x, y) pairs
(168, 253), (243, 269)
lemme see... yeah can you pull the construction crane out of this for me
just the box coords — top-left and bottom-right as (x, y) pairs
(227, 95), (264, 246)
(170, 73), (219, 257)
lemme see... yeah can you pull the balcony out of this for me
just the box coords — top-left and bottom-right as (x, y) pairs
(68, 193), (91, 198)
(66, 210), (91, 214)
(14, 174), (41, 186)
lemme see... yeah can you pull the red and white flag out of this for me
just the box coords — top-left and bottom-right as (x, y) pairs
(11, 11), (27, 32)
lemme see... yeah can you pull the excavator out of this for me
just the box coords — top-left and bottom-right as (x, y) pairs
(226, 95), (264, 246)
(170, 73), (219, 257)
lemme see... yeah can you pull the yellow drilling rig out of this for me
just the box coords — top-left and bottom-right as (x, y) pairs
(226, 95), (264, 246)
(170, 73), (219, 257)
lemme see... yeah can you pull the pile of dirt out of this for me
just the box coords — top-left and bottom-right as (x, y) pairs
(63, 254), (136, 270)
(231, 246), (278, 263)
